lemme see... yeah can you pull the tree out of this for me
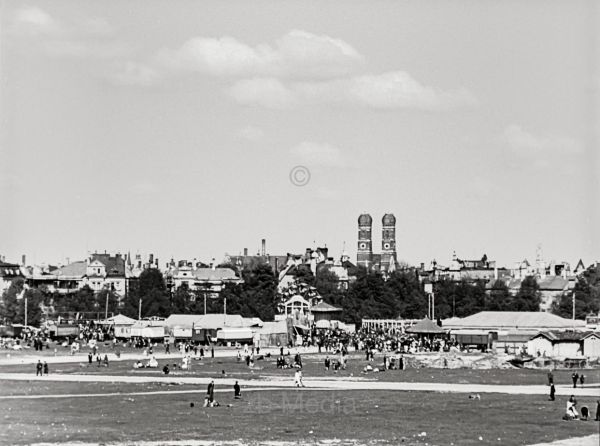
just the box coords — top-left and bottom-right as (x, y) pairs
(345, 268), (398, 322)
(552, 264), (600, 319)
(96, 288), (120, 318)
(314, 267), (345, 305)
(58, 286), (96, 315)
(512, 276), (541, 311)
(487, 280), (510, 311)
(0, 279), (25, 324)
(207, 263), (278, 319)
(122, 269), (170, 318)
(385, 270), (428, 319)
(22, 288), (44, 326)
(238, 263), (278, 320)
(171, 283), (193, 314)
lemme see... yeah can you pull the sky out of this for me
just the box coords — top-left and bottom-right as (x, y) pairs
(1, 0), (598, 268)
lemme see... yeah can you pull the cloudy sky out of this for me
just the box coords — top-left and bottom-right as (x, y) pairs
(1, 1), (598, 268)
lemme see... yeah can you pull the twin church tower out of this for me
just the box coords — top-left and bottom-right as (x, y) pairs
(357, 213), (397, 273)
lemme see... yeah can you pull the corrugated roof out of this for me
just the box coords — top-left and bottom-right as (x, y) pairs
(447, 311), (585, 329)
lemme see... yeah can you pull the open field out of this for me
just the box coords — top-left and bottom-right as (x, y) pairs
(1, 382), (599, 446)
(2, 350), (599, 388)
(1, 349), (598, 445)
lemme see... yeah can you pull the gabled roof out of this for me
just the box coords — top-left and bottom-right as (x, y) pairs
(52, 261), (87, 278)
(406, 317), (445, 334)
(90, 253), (126, 277)
(311, 301), (342, 312)
(581, 332), (600, 340)
(447, 311), (586, 330)
(105, 314), (136, 325)
(531, 330), (592, 342)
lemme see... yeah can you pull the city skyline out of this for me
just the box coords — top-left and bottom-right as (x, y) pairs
(1, 1), (598, 268)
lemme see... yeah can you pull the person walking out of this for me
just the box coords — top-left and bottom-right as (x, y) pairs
(572, 372), (579, 388)
(211, 346), (214, 358)
(206, 380), (215, 405)
(549, 383), (555, 401)
(43, 362), (49, 375)
(579, 374), (585, 388)
(294, 370), (305, 388)
(88, 352), (93, 365)
(547, 370), (553, 386)
(234, 381), (241, 399)
(36, 360), (43, 376)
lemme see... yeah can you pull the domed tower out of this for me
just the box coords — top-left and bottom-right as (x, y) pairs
(381, 213), (397, 272)
(357, 213), (373, 269)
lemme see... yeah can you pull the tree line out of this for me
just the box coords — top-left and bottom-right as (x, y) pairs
(2, 263), (598, 327)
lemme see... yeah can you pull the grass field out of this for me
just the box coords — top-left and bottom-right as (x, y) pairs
(2, 351), (599, 387)
(1, 382), (599, 446)
(2, 346), (599, 445)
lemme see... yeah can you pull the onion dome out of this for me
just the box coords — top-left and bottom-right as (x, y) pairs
(358, 213), (373, 226)
(382, 213), (396, 226)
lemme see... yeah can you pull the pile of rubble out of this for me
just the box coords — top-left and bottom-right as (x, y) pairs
(404, 352), (515, 369)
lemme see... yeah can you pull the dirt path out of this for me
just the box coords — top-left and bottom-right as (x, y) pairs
(1, 372), (599, 396)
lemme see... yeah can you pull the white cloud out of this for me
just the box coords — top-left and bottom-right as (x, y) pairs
(503, 125), (583, 157)
(230, 78), (296, 109)
(229, 71), (477, 111)
(290, 141), (348, 168)
(14, 7), (60, 34)
(238, 125), (265, 142)
(330, 72), (477, 110)
(158, 29), (364, 79)
(110, 62), (160, 87)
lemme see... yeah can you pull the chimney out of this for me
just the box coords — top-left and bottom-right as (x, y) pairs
(149, 253), (154, 265)
(193, 258), (197, 270)
(261, 239), (266, 257)
(243, 248), (248, 257)
(155, 258), (159, 268)
(21, 254), (26, 266)
(211, 258), (216, 270)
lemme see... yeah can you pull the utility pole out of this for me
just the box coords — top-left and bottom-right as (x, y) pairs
(224, 295), (227, 325)
(572, 292), (575, 322)
(24, 296), (28, 327)
(105, 292), (109, 320)
(138, 298), (142, 320)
